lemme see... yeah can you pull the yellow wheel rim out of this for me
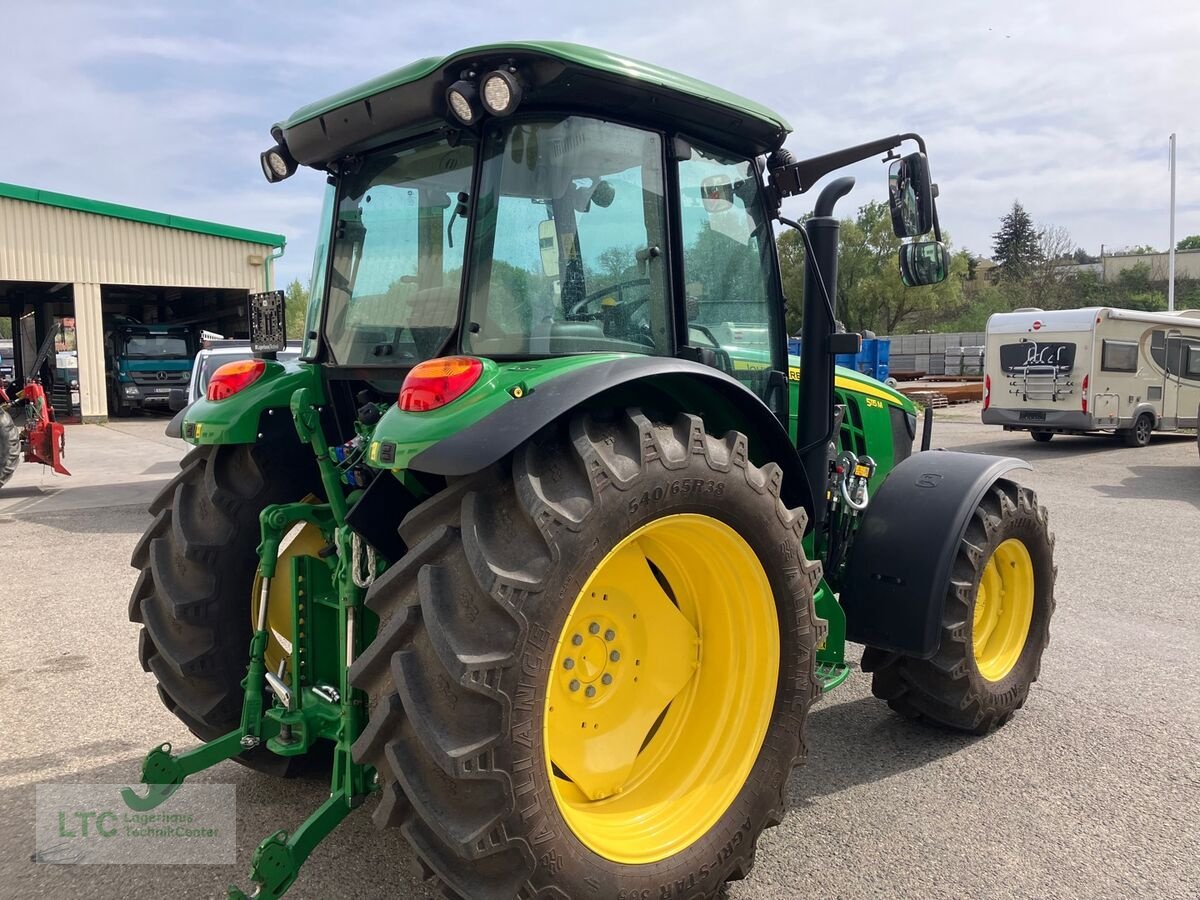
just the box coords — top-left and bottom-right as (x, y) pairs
(972, 538), (1035, 682)
(251, 521), (326, 676)
(543, 513), (780, 865)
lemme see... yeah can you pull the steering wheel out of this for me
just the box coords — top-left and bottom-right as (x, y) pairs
(567, 278), (651, 318)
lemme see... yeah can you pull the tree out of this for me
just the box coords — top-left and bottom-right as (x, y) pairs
(991, 201), (1043, 280)
(1072, 248), (1099, 264)
(778, 201), (966, 335)
(1177, 235), (1200, 251)
(777, 227), (806, 334)
(595, 245), (636, 285)
(283, 279), (310, 340)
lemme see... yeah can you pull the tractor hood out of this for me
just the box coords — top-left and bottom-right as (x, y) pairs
(274, 42), (792, 168)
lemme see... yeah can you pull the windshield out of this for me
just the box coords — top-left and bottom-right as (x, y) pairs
(323, 136), (474, 366)
(464, 117), (670, 357)
(122, 334), (190, 358)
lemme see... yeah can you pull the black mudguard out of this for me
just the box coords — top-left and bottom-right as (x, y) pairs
(164, 404), (188, 439)
(409, 356), (815, 523)
(840, 450), (1031, 657)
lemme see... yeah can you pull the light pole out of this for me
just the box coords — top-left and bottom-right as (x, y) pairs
(1168, 133), (1176, 312)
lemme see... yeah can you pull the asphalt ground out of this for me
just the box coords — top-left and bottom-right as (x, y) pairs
(0, 409), (1196, 899)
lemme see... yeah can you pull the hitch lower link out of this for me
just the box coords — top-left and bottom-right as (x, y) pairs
(123, 493), (378, 900)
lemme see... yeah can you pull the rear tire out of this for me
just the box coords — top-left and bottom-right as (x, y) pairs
(862, 479), (1055, 734)
(129, 440), (320, 774)
(1030, 430), (1053, 443)
(109, 388), (132, 418)
(0, 408), (20, 488)
(350, 408), (821, 899)
(1121, 413), (1153, 448)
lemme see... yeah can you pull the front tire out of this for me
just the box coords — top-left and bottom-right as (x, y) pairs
(350, 408), (821, 899)
(1030, 430), (1053, 443)
(129, 440), (319, 773)
(863, 479), (1055, 733)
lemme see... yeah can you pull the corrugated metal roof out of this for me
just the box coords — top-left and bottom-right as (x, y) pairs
(0, 195), (276, 289)
(0, 182), (285, 247)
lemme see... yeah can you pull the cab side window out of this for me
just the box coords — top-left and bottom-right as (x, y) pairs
(676, 147), (778, 400)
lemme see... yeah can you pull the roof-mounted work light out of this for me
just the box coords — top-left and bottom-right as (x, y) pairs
(446, 79), (481, 125)
(260, 144), (298, 183)
(480, 69), (522, 117)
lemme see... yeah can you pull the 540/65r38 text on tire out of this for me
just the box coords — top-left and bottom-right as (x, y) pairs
(350, 408), (822, 900)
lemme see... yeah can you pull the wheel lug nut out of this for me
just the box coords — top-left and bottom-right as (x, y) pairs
(604, 629), (615, 641)
(589, 622), (600, 635)
(572, 634), (583, 646)
(602, 674), (613, 685)
(610, 650), (620, 662)
(569, 680), (580, 692)
(563, 659), (575, 670)
(585, 685), (596, 698)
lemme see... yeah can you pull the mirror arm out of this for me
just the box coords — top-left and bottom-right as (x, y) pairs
(768, 134), (941, 239)
(770, 134), (913, 198)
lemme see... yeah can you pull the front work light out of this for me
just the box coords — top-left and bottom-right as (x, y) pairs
(399, 357), (483, 412)
(480, 70), (522, 116)
(446, 80), (481, 125)
(260, 144), (298, 183)
(208, 359), (266, 401)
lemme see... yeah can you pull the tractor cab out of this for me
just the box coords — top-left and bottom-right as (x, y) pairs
(263, 43), (943, 424)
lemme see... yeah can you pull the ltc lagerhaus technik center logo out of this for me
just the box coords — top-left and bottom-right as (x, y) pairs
(34, 783), (235, 865)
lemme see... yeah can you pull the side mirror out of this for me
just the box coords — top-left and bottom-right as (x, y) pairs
(168, 388), (189, 412)
(899, 241), (950, 286)
(888, 152), (935, 238)
(248, 290), (286, 354)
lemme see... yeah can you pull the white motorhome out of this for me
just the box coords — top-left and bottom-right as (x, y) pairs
(982, 307), (1200, 446)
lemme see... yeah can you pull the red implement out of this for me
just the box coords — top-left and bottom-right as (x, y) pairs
(18, 383), (71, 476)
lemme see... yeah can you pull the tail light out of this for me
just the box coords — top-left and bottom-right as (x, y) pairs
(399, 357), (484, 412)
(1081, 374), (1088, 413)
(983, 374), (991, 411)
(207, 359), (266, 401)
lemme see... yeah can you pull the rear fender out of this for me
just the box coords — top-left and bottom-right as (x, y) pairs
(178, 361), (320, 446)
(839, 451), (1031, 657)
(397, 356), (814, 522)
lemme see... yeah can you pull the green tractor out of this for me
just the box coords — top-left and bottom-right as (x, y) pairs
(127, 42), (1056, 900)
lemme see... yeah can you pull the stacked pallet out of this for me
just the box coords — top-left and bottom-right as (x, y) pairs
(904, 391), (950, 408)
(887, 331), (986, 378)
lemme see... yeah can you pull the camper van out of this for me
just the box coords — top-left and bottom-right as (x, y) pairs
(983, 306), (1200, 446)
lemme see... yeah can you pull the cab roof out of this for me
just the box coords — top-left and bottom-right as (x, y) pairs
(275, 42), (792, 167)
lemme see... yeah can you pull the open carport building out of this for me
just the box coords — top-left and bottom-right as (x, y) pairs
(0, 182), (285, 421)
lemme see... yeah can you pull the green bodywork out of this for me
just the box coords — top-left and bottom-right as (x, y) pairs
(279, 42), (790, 138)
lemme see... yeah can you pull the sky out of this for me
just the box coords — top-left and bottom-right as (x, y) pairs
(2, 1), (1197, 289)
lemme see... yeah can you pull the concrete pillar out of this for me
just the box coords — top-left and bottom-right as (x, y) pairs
(73, 282), (108, 422)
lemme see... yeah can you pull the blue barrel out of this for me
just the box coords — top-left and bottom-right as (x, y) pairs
(788, 336), (890, 382)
